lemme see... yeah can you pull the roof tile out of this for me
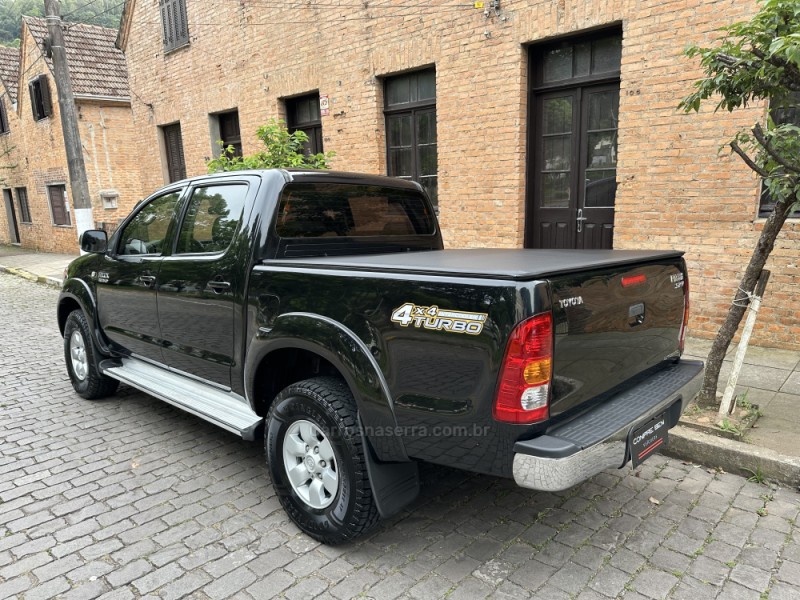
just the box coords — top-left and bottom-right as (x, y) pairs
(24, 16), (129, 99)
(0, 46), (20, 103)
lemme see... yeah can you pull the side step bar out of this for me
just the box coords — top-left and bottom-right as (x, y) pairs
(100, 357), (262, 440)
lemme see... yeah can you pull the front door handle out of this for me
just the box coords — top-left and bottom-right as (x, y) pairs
(208, 280), (231, 293)
(138, 275), (156, 287)
(576, 208), (588, 233)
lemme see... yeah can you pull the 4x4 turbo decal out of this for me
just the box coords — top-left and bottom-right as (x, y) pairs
(391, 303), (487, 335)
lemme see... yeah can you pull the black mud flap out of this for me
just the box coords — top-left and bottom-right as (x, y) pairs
(359, 417), (420, 518)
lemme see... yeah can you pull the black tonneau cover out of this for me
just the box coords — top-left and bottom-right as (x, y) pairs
(262, 248), (684, 281)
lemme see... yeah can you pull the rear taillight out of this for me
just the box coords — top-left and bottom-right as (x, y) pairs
(493, 312), (553, 424)
(679, 277), (689, 354)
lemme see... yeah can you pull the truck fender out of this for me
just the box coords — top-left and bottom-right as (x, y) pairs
(58, 278), (109, 351)
(245, 312), (409, 462)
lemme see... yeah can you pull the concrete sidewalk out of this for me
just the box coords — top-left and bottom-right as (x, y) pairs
(0, 243), (77, 286)
(2, 243), (799, 485)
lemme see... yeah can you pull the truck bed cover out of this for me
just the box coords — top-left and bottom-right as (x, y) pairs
(262, 248), (685, 281)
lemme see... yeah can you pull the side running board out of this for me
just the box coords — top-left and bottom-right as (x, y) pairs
(100, 357), (262, 440)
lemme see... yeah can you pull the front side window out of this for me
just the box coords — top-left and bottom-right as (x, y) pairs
(276, 183), (436, 238)
(117, 191), (181, 255)
(175, 184), (248, 254)
(47, 185), (70, 226)
(160, 0), (189, 52)
(29, 75), (52, 121)
(384, 69), (438, 208)
(286, 94), (323, 156)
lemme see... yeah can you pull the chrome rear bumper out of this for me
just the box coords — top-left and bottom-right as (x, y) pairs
(512, 360), (703, 492)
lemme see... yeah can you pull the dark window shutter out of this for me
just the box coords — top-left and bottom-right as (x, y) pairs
(49, 185), (70, 226)
(16, 188), (31, 223)
(160, 0), (189, 51)
(160, 0), (171, 48)
(40, 76), (52, 118)
(286, 94), (324, 155)
(175, 0), (188, 45)
(29, 80), (37, 120)
(163, 123), (186, 183)
(219, 111), (242, 157)
(0, 101), (8, 133)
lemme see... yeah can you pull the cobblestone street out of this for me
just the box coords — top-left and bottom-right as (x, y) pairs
(2, 272), (800, 599)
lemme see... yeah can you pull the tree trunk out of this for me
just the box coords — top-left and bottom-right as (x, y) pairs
(696, 195), (795, 406)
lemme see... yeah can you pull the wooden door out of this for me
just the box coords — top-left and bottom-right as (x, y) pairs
(526, 31), (621, 250)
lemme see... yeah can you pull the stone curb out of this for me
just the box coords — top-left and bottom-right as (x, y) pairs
(665, 425), (800, 487)
(0, 264), (63, 288)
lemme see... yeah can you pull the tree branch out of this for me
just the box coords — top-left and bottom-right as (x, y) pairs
(750, 46), (800, 89)
(753, 123), (800, 174)
(730, 140), (769, 177)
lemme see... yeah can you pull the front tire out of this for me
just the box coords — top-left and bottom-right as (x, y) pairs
(63, 310), (119, 400)
(265, 377), (379, 544)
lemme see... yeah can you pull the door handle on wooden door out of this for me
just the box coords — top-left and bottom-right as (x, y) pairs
(576, 208), (588, 233)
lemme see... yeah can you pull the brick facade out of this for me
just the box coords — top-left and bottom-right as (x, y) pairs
(0, 19), (143, 254)
(119, 0), (799, 349)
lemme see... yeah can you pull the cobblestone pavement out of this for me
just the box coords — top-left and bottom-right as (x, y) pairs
(2, 272), (800, 600)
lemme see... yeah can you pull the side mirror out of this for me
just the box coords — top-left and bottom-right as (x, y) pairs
(80, 230), (108, 254)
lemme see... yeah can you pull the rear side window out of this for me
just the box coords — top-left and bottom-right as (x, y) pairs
(275, 183), (436, 238)
(175, 184), (248, 254)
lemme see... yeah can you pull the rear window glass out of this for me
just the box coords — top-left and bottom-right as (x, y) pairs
(275, 183), (436, 238)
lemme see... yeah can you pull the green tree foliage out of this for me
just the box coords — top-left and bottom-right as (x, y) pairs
(207, 119), (334, 172)
(680, 0), (800, 405)
(0, 0), (124, 47)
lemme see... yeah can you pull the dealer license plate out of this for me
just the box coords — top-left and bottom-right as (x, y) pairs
(629, 411), (668, 468)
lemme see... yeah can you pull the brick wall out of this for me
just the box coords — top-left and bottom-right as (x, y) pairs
(0, 77), (29, 246)
(118, 0), (799, 349)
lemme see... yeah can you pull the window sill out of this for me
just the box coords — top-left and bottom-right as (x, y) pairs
(53, 224), (73, 228)
(753, 217), (800, 223)
(163, 42), (191, 57)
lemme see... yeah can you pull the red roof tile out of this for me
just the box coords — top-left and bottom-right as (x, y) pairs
(0, 46), (20, 103)
(24, 16), (129, 99)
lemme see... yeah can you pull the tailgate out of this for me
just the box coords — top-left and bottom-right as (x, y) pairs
(549, 257), (687, 418)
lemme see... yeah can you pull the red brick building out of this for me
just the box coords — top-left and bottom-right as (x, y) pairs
(0, 17), (143, 254)
(27, 0), (800, 349)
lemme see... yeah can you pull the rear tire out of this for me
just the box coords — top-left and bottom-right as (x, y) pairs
(265, 377), (379, 544)
(64, 310), (119, 400)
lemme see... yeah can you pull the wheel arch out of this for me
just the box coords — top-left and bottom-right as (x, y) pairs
(58, 278), (115, 359)
(58, 279), (96, 334)
(245, 312), (407, 462)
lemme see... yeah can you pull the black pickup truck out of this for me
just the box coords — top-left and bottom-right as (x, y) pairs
(58, 169), (702, 544)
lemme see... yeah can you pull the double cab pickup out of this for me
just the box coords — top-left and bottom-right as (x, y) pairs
(58, 169), (703, 544)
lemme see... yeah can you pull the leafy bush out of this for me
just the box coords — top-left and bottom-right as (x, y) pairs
(207, 119), (334, 172)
